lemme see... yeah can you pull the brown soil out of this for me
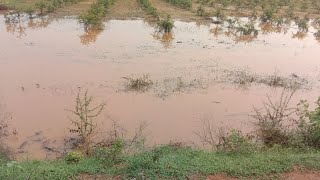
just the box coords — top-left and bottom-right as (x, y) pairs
(281, 167), (320, 180)
(54, 0), (96, 17)
(107, 0), (145, 19)
(206, 168), (320, 180)
(0, 5), (8, 10)
(206, 174), (237, 180)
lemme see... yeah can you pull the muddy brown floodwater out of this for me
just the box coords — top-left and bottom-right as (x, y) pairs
(1, 15), (320, 160)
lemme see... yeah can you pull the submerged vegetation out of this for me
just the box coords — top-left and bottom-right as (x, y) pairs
(2, 90), (320, 179)
(123, 74), (153, 92)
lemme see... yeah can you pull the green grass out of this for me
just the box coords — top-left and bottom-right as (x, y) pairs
(138, 0), (159, 18)
(163, 0), (192, 9)
(1, 146), (320, 179)
(0, 0), (83, 15)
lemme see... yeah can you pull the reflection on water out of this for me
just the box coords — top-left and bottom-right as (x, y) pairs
(152, 32), (174, 49)
(3, 13), (320, 45)
(4, 13), (52, 38)
(79, 25), (104, 45)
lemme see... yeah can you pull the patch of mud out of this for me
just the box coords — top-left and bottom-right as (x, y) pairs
(206, 174), (237, 180)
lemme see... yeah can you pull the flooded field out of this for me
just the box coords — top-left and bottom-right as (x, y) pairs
(1, 14), (320, 160)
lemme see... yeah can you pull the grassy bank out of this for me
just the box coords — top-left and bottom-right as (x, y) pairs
(1, 146), (320, 179)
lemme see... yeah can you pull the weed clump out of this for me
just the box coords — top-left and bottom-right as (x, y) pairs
(217, 129), (256, 154)
(65, 151), (84, 163)
(94, 139), (125, 165)
(123, 74), (153, 92)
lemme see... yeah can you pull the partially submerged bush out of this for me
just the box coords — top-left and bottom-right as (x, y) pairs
(67, 90), (105, 143)
(78, 0), (115, 28)
(236, 23), (258, 36)
(157, 15), (174, 33)
(294, 17), (309, 32)
(123, 74), (153, 92)
(253, 89), (297, 147)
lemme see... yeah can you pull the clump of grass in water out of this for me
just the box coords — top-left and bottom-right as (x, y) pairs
(157, 15), (174, 33)
(235, 22), (258, 36)
(123, 74), (153, 92)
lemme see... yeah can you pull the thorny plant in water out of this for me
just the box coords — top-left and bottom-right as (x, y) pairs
(253, 88), (298, 147)
(67, 90), (105, 144)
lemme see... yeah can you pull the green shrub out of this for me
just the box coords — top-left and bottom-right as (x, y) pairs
(78, 0), (115, 28)
(294, 17), (309, 32)
(217, 129), (256, 154)
(260, 9), (274, 22)
(157, 15), (174, 33)
(65, 151), (84, 163)
(297, 98), (320, 148)
(95, 139), (125, 165)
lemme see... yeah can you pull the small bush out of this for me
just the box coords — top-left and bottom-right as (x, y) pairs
(253, 89), (297, 147)
(260, 9), (274, 22)
(157, 15), (174, 33)
(65, 151), (84, 163)
(95, 139), (125, 165)
(217, 129), (256, 154)
(78, 0), (115, 28)
(294, 17), (309, 32)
